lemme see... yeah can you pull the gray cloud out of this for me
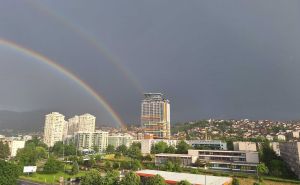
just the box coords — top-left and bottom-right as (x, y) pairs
(0, 0), (300, 129)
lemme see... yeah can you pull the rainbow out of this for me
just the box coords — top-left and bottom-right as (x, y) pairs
(28, 1), (144, 94)
(0, 38), (126, 128)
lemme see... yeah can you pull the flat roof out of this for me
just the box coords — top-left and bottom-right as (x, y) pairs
(136, 170), (232, 185)
(189, 149), (258, 154)
(155, 153), (194, 157)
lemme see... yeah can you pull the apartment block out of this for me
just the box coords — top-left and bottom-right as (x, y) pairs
(279, 142), (300, 179)
(233, 142), (257, 151)
(43, 112), (67, 147)
(74, 131), (108, 152)
(68, 114), (96, 135)
(108, 133), (133, 148)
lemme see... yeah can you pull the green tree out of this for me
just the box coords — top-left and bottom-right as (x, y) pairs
(176, 140), (190, 154)
(85, 157), (96, 168)
(64, 143), (77, 156)
(25, 137), (48, 149)
(43, 156), (63, 174)
(105, 161), (112, 169)
(0, 141), (10, 159)
(257, 163), (269, 182)
(0, 160), (21, 185)
(106, 144), (115, 154)
(93, 145), (100, 153)
(127, 144), (142, 159)
(131, 159), (142, 171)
(144, 174), (166, 185)
(116, 144), (128, 155)
(165, 145), (176, 154)
(16, 145), (38, 166)
(232, 178), (240, 185)
(103, 170), (120, 185)
(177, 180), (192, 185)
(35, 146), (47, 159)
(81, 169), (102, 185)
(120, 171), (141, 185)
(70, 161), (79, 175)
(151, 141), (168, 154)
(113, 162), (120, 169)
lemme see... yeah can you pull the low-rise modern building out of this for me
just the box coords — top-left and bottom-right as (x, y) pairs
(188, 140), (227, 150)
(74, 131), (108, 152)
(155, 153), (197, 166)
(136, 170), (232, 185)
(279, 142), (300, 179)
(188, 149), (259, 172)
(233, 142), (257, 151)
(108, 133), (133, 148)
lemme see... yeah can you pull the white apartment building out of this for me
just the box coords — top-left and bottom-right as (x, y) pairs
(68, 114), (96, 136)
(108, 133), (133, 148)
(279, 142), (300, 179)
(8, 140), (25, 157)
(141, 93), (171, 139)
(233, 142), (257, 151)
(43, 112), (67, 147)
(74, 131), (108, 152)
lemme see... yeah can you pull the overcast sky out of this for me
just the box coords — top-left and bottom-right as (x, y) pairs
(1, 0), (300, 127)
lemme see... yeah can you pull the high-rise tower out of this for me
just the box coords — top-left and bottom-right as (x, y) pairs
(43, 112), (67, 147)
(141, 93), (170, 139)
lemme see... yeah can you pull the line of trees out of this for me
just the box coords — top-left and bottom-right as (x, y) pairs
(151, 140), (190, 154)
(81, 170), (192, 185)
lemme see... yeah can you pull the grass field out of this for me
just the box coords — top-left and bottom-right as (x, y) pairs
(238, 178), (300, 185)
(20, 171), (86, 184)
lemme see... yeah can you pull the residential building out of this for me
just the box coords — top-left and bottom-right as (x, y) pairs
(141, 139), (178, 155)
(233, 142), (257, 151)
(136, 170), (232, 185)
(43, 112), (67, 147)
(287, 131), (300, 141)
(188, 149), (259, 172)
(68, 114), (96, 135)
(108, 133), (133, 148)
(74, 131), (108, 152)
(155, 153), (197, 166)
(7, 140), (25, 157)
(188, 140), (227, 150)
(141, 93), (170, 139)
(277, 134), (286, 141)
(279, 142), (300, 179)
(270, 142), (280, 156)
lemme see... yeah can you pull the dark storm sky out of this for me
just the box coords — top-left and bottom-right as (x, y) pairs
(1, 0), (300, 126)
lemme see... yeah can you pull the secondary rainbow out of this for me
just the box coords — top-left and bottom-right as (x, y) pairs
(28, 1), (144, 94)
(0, 38), (126, 128)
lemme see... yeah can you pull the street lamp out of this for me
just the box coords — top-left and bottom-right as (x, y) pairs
(204, 165), (208, 185)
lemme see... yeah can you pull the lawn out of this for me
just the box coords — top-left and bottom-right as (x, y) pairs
(238, 178), (300, 185)
(103, 154), (131, 161)
(20, 171), (86, 184)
